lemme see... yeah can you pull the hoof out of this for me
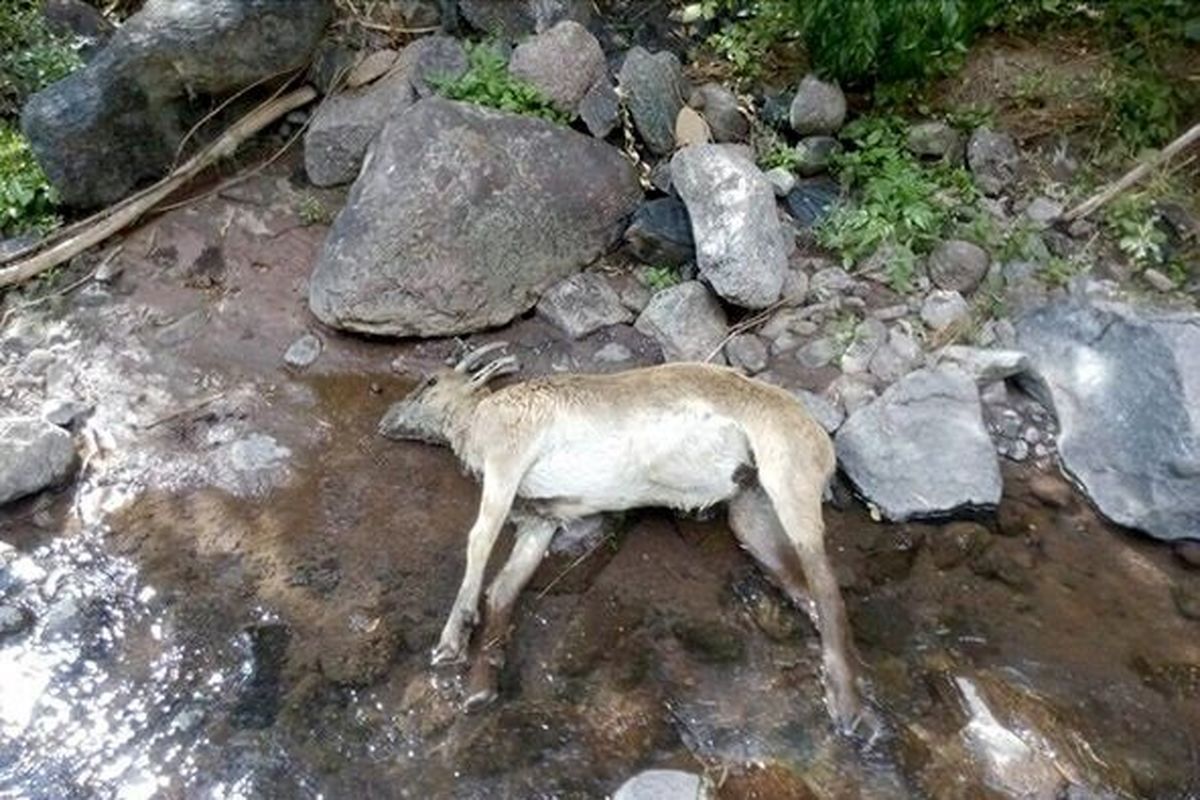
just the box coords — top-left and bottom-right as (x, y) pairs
(464, 687), (497, 713)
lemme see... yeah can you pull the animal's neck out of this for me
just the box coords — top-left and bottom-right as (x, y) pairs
(444, 390), (486, 464)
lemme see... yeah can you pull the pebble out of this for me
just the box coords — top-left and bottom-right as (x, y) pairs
(283, 333), (322, 369)
(594, 342), (633, 363)
(1143, 268), (1175, 293)
(0, 603), (31, 637)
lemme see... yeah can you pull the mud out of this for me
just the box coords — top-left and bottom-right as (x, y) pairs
(2, 165), (1200, 799)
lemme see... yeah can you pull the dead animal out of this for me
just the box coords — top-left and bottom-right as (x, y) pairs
(379, 343), (877, 739)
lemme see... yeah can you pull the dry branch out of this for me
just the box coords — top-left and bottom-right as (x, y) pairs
(0, 86), (317, 290)
(1064, 120), (1200, 222)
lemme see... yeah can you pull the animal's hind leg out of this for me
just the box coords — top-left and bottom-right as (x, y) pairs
(464, 515), (558, 711)
(729, 485), (812, 612)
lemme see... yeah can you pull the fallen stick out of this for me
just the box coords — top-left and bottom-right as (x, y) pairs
(1063, 120), (1200, 222)
(0, 85), (317, 290)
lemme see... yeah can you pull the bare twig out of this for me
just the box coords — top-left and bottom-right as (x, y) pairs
(0, 86), (317, 290)
(703, 297), (789, 363)
(137, 392), (226, 430)
(1064, 120), (1200, 222)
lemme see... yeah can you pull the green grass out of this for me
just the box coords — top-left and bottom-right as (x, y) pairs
(815, 116), (977, 292)
(0, 122), (58, 237)
(643, 265), (681, 292)
(0, 0), (84, 115)
(431, 41), (569, 124)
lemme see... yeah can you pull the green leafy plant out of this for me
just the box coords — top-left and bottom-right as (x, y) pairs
(1040, 255), (1084, 288)
(816, 116), (977, 292)
(643, 265), (681, 292)
(0, 0), (84, 115)
(431, 41), (569, 124)
(1100, 70), (1181, 152)
(0, 122), (59, 237)
(756, 139), (799, 172)
(296, 193), (332, 226)
(1106, 193), (1168, 271)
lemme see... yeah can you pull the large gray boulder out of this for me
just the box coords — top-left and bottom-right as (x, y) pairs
(308, 98), (641, 336)
(508, 20), (605, 115)
(1016, 296), (1200, 541)
(22, 0), (331, 208)
(0, 417), (77, 507)
(619, 47), (685, 156)
(670, 145), (787, 309)
(304, 36), (468, 186)
(836, 366), (1002, 520)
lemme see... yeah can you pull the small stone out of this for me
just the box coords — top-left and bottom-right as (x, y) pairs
(871, 304), (908, 322)
(841, 318), (887, 374)
(725, 333), (769, 373)
(1143, 268), (1175, 293)
(929, 521), (991, 570)
(763, 166), (797, 197)
(936, 345), (1028, 384)
(1008, 440), (1030, 461)
(920, 290), (970, 331)
(283, 333), (322, 369)
(970, 541), (1035, 590)
(0, 417), (77, 507)
(674, 106), (712, 147)
(825, 372), (878, 414)
(688, 83), (747, 143)
(928, 239), (990, 294)
(614, 770), (712, 800)
(593, 342), (633, 364)
(810, 266), (855, 297)
(789, 75), (846, 136)
(1067, 218), (1097, 239)
(0, 604), (32, 638)
(906, 121), (961, 159)
(967, 127), (1020, 197)
(634, 281), (727, 364)
(42, 398), (93, 429)
(794, 136), (841, 176)
(536, 273), (632, 339)
(346, 49), (399, 88)
(579, 78), (620, 138)
(796, 337), (838, 369)
(1029, 473), (1073, 508)
(508, 20), (605, 114)
(1024, 196), (1064, 229)
(781, 265), (809, 305)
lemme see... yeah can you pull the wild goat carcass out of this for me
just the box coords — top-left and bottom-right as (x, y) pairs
(380, 343), (874, 737)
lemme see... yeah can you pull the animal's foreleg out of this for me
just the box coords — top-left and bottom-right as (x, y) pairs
(432, 468), (520, 667)
(464, 515), (558, 711)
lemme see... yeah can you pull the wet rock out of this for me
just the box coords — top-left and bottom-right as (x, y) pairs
(795, 389), (844, 434)
(967, 127), (1020, 197)
(731, 570), (806, 642)
(688, 83), (747, 143)
(614, 770), (712, 800)
(674, 106), (712, 148)
(996, 498), (1041, 537)
(763, 166), (796, 196)
(724, 333), (769, 373)
(508, 20), (605, 115)
(906, 121), (961, 160)
(231, 623), (291, 729)
(619, 47), (685, 155)
(928, 239), (989, 294)
(671, 145), (787, 309)
(459, 0), (589, 38)
(929, 521), (991, 570)
(1016, 296), (1200, 541)
(625, 197), (695, 267)
(23, 0), (332, 207)
(308, 98), (640, 336)
(0, 603), (32, 638)
(782, 177), (840, 228)
(42, 397), (93, 429)
(634, 281), (727, 364)
(789, 75), (846, 136)
(0, 417), (77, 507)
(536, 273), (632, 339)
(935, 345), (1028, 384)
(864, 526), (923, 584)
(920, 289), (970, 331)
(671, 619), (746, 663)
(579, 78), (619, 138)
(305, 36), (469, 186)
(283, 333), (322, 369)
(836, 367), (1002, 520)
(794, 136), (841, 176)
(970, 540), (1034, 590)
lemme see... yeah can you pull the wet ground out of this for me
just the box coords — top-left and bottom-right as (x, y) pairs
(2, 167), (1200, 799)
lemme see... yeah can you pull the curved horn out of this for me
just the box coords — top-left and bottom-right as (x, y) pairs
(468, 355), (519, 386)
(454, 341), (509, 373)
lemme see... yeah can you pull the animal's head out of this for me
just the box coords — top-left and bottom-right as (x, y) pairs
(378, 342), (518, 445)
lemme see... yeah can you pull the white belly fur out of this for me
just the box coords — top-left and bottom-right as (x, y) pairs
(517, 402), (752, 517)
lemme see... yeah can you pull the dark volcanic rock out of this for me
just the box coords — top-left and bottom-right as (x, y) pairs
(308, 98), (641, 336)
(22, 0), (331, 208)
(618, 47), (685, 156)
(624, 197), (694, 267)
